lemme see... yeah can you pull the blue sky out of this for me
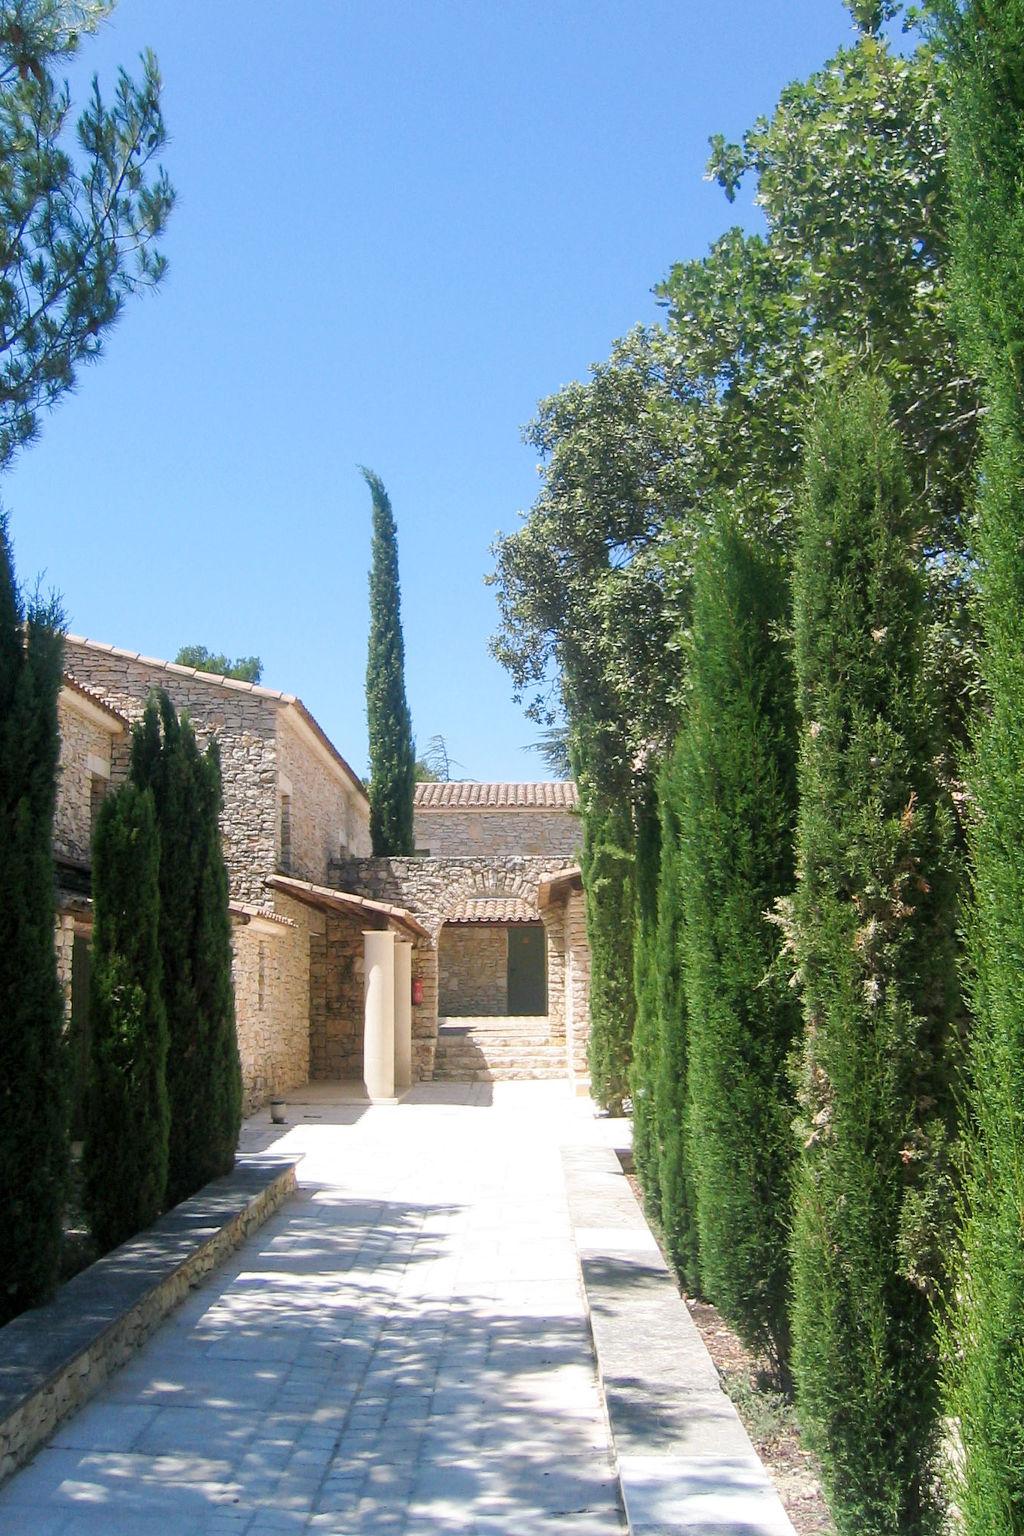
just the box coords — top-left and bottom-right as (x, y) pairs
(4, 0), (868, 781)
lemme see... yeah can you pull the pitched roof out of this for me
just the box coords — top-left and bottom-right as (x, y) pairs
(414, 781), (578, 811)
(64, 635), (367, 803)
(60, 674), (129, 729)
(229, 900), (295, 929)
(447, 897), (537, 924)
(537, 865), (583, 909)
(266, 875), (430, 940)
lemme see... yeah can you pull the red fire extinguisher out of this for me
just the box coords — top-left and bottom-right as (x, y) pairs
(412, 977), (424, 1006)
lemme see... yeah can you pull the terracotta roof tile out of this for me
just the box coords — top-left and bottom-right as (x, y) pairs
(446, 897), (537, 924)
(414, 781), (578, 811)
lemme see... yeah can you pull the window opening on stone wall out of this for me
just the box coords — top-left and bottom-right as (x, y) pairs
(279, 792), (292, 873)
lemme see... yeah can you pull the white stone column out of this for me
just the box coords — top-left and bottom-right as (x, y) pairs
(394, 939), (413, 1092)
(363, 929), (396, 1101)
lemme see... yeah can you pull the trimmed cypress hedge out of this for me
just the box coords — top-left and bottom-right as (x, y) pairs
(934, 6), (1024, 1530)
(0, 516), (67, 1323)
(653, 733), (701, 1295)
(131, 692), (240, 1207)
(788, 375), (960, 1536)
(579, 778), (637, 1116)
(629, 773), (662, 1216)
(363, 468), (416, 857)
(193, 739), (242, 1181)
(84, 782), (169, 1251)
(677, 518), (799, 1380)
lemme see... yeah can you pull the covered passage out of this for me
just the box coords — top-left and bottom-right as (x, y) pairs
(267, 875), (430, 1100)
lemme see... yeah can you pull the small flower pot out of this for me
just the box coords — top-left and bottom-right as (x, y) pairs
(270, 1098), (286, 1125)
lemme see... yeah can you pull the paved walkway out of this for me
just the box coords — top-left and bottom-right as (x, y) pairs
(0, 1083), (629, 1535)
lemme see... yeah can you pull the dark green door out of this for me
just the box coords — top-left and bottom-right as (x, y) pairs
(507, 924), (546, 1015)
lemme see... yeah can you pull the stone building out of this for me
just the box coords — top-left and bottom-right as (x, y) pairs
(60, 635), (375, 1113)
(55, 636), (592, 1109)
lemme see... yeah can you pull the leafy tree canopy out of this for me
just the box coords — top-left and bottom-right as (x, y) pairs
(174, 644), (262, 684)
(491, 22), (979, 785)
(0, 0), (174, 468)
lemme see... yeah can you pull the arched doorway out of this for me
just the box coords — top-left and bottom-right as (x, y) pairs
(437, 903), (548, 1018)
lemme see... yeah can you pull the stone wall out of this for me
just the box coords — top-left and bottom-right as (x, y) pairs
(276, 712), (368, 885)
(337, 855), (574, 935)
(564, 887), (591, 1082)
(415, 808), (582, 859)
(54, 694), (124, 864)
(64, 641), (279, 907)
(0, 1158), (296, 1489)
(54, 911), (76, 1021)
(438, 926), (508, 1015)
(232, 895), (319, 1112)
(336, 855), (580, 1075)
(309, 910), (364, 1081)
(411, 939), (438, 1080)
(545, 910), (566, 1042)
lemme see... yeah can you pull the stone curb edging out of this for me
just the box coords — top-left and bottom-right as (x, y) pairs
(564, 1139), (797, 1536)
(0, 1153), (300, 1487)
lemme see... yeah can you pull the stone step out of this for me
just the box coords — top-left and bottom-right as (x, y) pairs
(433, 1014), (569, 1082)
(438, 1022), (552, 1038)
(437, 1034), (556, 1052)
(432, 1065), (570, 1082)
(437, 1036), (562, 1051)
(434, 1045), (567, 1066)
(440, 1026), (552, 1038)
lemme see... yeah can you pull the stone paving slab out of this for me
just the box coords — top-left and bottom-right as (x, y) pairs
(0, 1082), (628, 1534)
(0, 1083), (798, 1533)
(0, 1155), (299, 1486)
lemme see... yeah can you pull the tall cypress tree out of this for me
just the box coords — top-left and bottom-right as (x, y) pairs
(653, 734), (701, 1295)
(934, 7), (1024, 1530)
(84, 782), (169, 1251)
(0, 513), (67, 1323)
(193, 738), (242, 1180)
(678, 518), (799, 1382)
(131, 691), (240, 1207)
(629, 773), (662, 1212)
(579, 786), (636, 1115)
(788, 376), (960, 1536)
(363, 468), (415, 856)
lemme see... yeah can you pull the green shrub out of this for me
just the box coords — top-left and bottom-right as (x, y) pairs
(83, 783), (168, 1250)
(788, 375), (960, 1536)
(678, 518), (799, 1381)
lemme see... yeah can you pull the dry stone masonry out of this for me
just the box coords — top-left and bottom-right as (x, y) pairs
(53, 635), (592, 1105)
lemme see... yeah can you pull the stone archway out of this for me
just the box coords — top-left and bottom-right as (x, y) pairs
(435, 869), (547, 1021)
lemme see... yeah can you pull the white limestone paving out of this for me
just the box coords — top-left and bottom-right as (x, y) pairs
(0, 1081), (795, 1534)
